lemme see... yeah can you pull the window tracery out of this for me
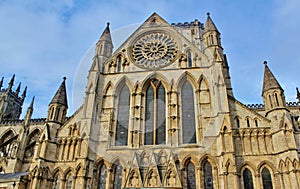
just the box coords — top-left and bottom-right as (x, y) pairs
(144, 79), (166, 145)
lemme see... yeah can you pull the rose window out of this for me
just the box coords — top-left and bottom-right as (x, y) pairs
(131, 33), (178, 69)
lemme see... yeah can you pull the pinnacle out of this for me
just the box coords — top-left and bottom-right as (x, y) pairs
(204, 12), (219, 33)
(262, 62), (283, 94)
(49, 77), (68, 108)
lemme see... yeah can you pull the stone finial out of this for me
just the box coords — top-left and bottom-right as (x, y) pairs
(21, 86), (27, 102)
(15, 82), (21, 96)
(263, 60), (267, 65)
(7, 74), (15, 91)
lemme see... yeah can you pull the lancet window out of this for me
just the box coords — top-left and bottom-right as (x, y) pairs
(262, 168), (273, 189)
(181, 81), (196, 144)
(144, 79), (166, 145)
(204, 161), (214, 189)
(243, 168), (254, 189)
(97, 164), (107, 189)
(115, 85), (130, 146)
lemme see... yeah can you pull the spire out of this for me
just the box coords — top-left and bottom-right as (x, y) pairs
(21, 86), (27, 102)
(0, 77), (3, 90)
(98, 22), (113, 43)
(49, 77), (68, 108)
(262, 61), (283, 94)
(297, 87), (300, 102)
(29, 96), (35, 109)
(95, 22), (113, 58)
(204, 12), (219, 33)
(15, 82), (21, 96)
(7, 74), (15, 91)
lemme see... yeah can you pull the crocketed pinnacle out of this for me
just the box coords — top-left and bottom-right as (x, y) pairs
(262, 61), (283, 94)
(49, 77), (68, 108)
(204, 12), (219, 33)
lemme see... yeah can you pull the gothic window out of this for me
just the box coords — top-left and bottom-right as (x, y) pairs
(0, 130), (17, 158)
(113, 162), (122, 189)
(236, 117), (240, 128)
(53, 174), (61, 189)
(204, 161), (214, 189)
(255, 119), (259, 127)
(268, 95), (273, 108)
(117, 55), (122, 72)
(66, 175), (73, 189)
(209, 34), (214, 45)
(262, 168), (273, 189)
(186, 161), (196, 189)
(181, 81), (196, 144)
(25, 129), (40, 159)
(98, 164), (107, 189)
(115, 85), (130, 146)
(246, 118), (250, 128)
(144, 79), (166, 145)
(187, 51), (192, 67)
(243, 168), (254, 189)
(275, 93), (279, 107)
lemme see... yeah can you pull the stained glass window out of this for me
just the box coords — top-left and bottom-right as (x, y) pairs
(182, 81), (196, 144)
(243, 168), (254, 189)
(113, 162), (122, 189)
(187, 162), (196, 189)
(98, 164), (107, 189)
(66, 175), (73, 189)
(204, 161), (214, 189)
(262, 168), (273, 189)
(144, 80), (166, 145)
(115, 85), (130, 146)
(53, 174), (60, 189)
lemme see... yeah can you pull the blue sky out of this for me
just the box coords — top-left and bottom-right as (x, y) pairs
(0, 0), (299, 118)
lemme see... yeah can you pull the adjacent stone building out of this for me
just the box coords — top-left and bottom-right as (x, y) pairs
(0, 13), (299, 189)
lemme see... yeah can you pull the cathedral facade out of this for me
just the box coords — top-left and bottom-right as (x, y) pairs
(0, 13), (299, 189)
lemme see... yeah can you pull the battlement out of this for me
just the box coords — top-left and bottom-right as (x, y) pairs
(171, 19), (203, 28)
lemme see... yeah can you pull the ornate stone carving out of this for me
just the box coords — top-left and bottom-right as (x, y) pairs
(131, 32), (178, 69)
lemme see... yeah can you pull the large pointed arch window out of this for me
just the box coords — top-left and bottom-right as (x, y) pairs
(144, 79), (166, 145)
(115, 85), (130, 146)
(243, 168), (254, 189)
(181, 81), (196, 144)
(186, 161), (196, 189)
(204, 161), (214, 189)
(262, 168), (273, 189)
(98, 164), (107, 189)
(113, 162), (122, 189)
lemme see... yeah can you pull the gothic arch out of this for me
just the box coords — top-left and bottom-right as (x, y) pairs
(103, 81), (113, 96)
(238, 162), (256, 174)
(51, 167), (63, 178)
(110, 157), (126, 168)
(257, 161), (276, 174)
(114, 76), (134, 94)
(199, 154), (218, 170)
(176, 71), (198, 90)
(141, 72), (171, 92)
(63, 168), (74, 179)
(181, 154), (197, 167)
(94, 158), (110, 170)
(0, 129), (16, 140)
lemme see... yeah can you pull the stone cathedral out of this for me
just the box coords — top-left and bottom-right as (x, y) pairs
(0, 13), (300, 189)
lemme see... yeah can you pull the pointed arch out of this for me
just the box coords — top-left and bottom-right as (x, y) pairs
(112, 159), (123, 189)
(143, 78), (166, 145)
(176, 71), (198, 91)
(184, 158), (196, 189)
(52, 168), (62, 189)
(97, 163), (107, 189)
(103, 81), (113, 96)
(141, 72), (171, 92)
(0, 129), (18, 158)
(114, 76), (134, 93)
(234, 116), (241, 128)
(180, 79), (196, 144)
(115, 83), (130, 146)
(25, 129), (41, 159)
(242, 167), (254, 189)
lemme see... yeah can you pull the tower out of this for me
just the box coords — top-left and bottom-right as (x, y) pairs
(0, 75), (26, 121)
(47, 77), (68, 124)
(262, 61), (286, 112)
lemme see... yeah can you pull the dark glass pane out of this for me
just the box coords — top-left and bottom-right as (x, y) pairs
(67, 175), (73, 189)
(243, 169), (254, 189)
(116, 85), (130, 146)
(117, 56), (122, 72)
(113, 163), (122, 189)
(145, 85), (154, 145)
(156, 84), (166, 145)
(262, 168), (273, 189)
(187, 52), (192, 67)
(187, 162), (196, 189)
(98, 164), (107, 189)
(182, 81), (196, 144)
(204, 161), (214, 189)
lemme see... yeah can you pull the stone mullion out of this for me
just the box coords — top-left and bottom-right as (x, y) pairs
(195, 89), (202, 144)
(65, 138), (71, 160)
(131, 92), (143, 148)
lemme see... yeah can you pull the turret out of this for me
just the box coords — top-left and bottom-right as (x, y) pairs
(47, 77), (68, 124)
(202, 13), (222, 49)
(94, 22), (114, 72)
(262, 61), (286, 112)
